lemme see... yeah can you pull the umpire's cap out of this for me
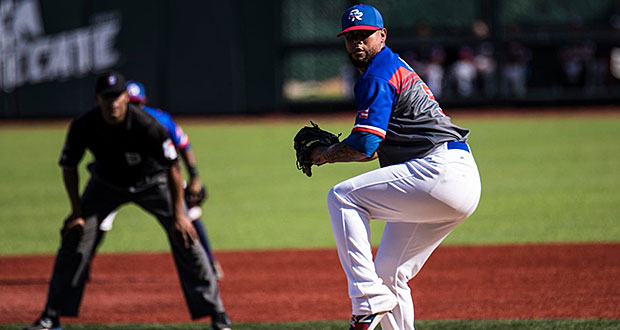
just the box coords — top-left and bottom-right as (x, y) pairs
(338, 4), (384, 37)
(126, 80), (147, 104)
(95, 71), (126, 95)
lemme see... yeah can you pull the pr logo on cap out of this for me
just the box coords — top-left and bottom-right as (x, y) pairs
(338, 4), (384, 37)
(108, 75), (116, 85)
(348, 9), (363, 22)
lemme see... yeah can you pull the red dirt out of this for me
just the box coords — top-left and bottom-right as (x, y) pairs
(1, 243), (619, 325)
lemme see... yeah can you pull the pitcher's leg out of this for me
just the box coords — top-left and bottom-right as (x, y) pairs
(325, 161), (442, 316)
(376, 220), (464, 330)
(327, 186), (397, 315)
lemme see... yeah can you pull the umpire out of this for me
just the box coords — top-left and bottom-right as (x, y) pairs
(26, 72), (232, 330)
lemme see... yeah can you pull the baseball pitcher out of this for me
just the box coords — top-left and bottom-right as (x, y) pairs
(294, 5), (481, 330)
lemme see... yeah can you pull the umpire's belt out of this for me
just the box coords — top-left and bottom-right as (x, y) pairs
(447, 141), (470, 153)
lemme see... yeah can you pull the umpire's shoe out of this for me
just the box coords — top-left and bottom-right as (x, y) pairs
(24, 316), (61, 330)
(211, 311), (232, 330)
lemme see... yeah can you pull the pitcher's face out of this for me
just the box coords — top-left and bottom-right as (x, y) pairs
(344, 28), (386, 69)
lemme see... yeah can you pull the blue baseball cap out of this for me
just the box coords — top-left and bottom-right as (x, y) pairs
(126, 80), (147, 104)
(338, 4), (384, 37)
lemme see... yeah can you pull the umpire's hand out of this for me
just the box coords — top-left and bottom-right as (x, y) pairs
(173, 214), (198, 249)
(60, 215), (84, 249)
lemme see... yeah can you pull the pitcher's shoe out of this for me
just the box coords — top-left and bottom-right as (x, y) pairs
(24, 316), (61, 330)
(349, 311), (388, 330)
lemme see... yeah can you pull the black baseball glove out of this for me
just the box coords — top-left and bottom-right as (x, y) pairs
(294, 121), (340, 177)
(185, 184), (207, 208)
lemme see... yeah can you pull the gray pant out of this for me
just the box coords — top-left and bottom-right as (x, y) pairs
(43, 177), (225, 319)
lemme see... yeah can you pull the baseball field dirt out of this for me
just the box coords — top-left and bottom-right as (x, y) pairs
(1, 243), (619, 325)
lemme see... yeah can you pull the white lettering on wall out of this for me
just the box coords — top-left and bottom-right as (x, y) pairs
(0, 0), (122, 92)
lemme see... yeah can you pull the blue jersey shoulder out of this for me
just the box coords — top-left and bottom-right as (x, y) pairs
(350, 47), (404, 140)
(144, 106), (190, 150)
(347, 47), (420, 155)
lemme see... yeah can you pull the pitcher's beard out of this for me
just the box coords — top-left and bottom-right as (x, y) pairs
(349, 55), (369, 69)
(348, 49), (377, 69)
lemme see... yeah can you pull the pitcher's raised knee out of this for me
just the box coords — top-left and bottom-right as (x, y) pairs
(327, 181), (352, 209)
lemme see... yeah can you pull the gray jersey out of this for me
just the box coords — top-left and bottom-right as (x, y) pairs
(350, 46), (469, 167)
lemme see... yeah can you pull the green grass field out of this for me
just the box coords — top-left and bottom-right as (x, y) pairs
(1, 113), (619, 329)
(1, 114), (618, 255)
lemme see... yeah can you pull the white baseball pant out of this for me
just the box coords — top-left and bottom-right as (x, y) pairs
(327, 141), (481, 330)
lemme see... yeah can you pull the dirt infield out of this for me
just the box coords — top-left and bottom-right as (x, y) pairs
(1, 243), (619, 325)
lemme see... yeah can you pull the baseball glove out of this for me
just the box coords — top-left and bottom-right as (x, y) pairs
(185, 184), (207, 208)
(294, 121), (340, 177)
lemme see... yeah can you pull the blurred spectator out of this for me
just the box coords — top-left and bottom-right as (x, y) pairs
(559, 41), (595, 87)
(422, 46), (446, 98)
(451, 46), (477, 97)
(470, 20), (496, 97)
(501, 41), (531, 97)
(611, 47), (620, 79)
(402, 49), (424, 73)
(472, 20), (489, 40)
(611, 14), (620, 30)
(416, 22), (433, 38)
(474, 43), (496, 97)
